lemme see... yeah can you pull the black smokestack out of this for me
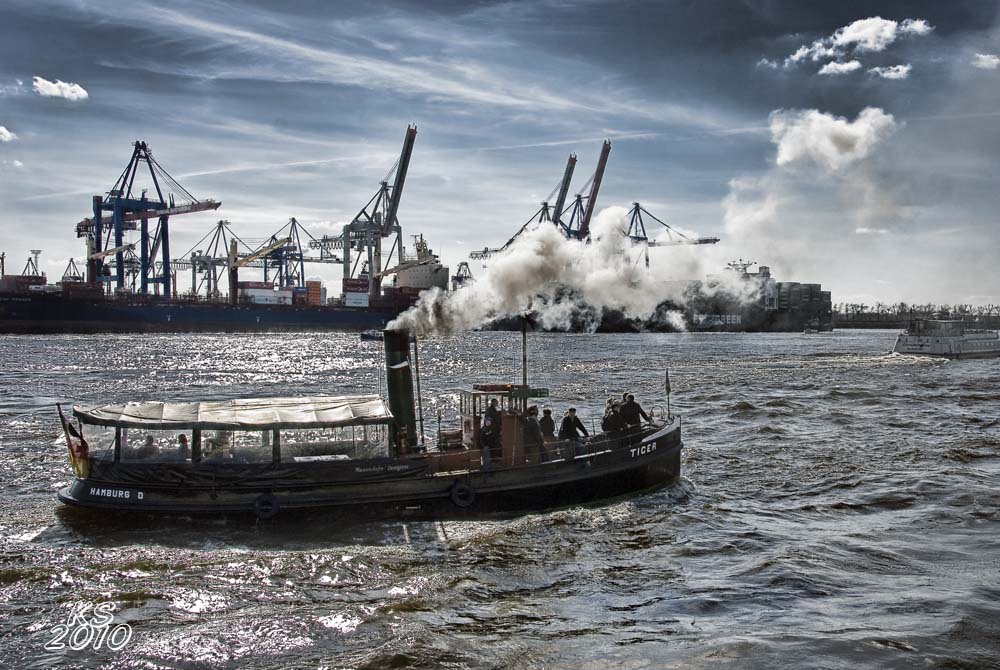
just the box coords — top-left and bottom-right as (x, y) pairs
(383, 329), (417, 447)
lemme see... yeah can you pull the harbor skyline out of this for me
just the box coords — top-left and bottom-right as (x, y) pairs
(0, 0), (998, 305)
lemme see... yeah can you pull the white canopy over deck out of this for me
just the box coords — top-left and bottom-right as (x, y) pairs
(73, 395), (393, 431)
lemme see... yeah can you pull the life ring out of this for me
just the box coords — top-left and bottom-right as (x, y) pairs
(254, 493), (279, 520)
(449, 481), (476, 508)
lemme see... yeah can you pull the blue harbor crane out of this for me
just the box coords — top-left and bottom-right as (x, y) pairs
(74, 140), (221, 297)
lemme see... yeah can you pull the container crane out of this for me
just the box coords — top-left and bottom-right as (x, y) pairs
(75, 140), (221, 296)
(451, 261), (474, 291)
(561, 140), (611, 241)
(342, 125), (417, 302)
(624, 202), (720, 267)
(62, 259), (85, 283)
(22, 250), (43, 276)
(171, 220), (253, 297)
(257, 218), (342, 289)
(470, 152), (578, 261)
(227, 237), (292, 305)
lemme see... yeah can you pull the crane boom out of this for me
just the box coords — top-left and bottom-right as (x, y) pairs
(646, 237), (720, 247)
(578, 140), (611, 240)
(552, 154), (577, 226)
(88, 243), (136, 260)
(382, 125), (417, 236)
(75, 200), (221, 234)
(235, 237), (292, 268)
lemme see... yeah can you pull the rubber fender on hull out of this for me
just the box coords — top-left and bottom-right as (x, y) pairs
(254, 493), (279, 520)
(449, 480), (476, 508)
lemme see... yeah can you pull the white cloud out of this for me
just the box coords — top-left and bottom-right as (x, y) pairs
(0, 126), (16, 142)
(3, 159), (25, 168)
(900, 19), (933, 36)
(769, 107), (898, 172)
(971, 53), (1000, 70)
(869, 64), (912, 80)
(818, 60), (862, 75)
(855, 227), (889, 235)
(783, 16), (933, 67)
(31, 76), (89, 101)
(832, 17), (901, 52)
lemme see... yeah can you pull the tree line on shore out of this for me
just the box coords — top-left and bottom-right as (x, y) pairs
(834, 302), (1000, 321)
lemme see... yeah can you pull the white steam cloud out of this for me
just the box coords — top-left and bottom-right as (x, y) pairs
(32, 76), (89, 101)
(0, 126), (16, 142)
(389, 207), (697, 335)
(722, 106), (900, 278)
(770, 107), (897, 172)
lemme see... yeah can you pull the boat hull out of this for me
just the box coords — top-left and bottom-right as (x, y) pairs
(0, 292), (401, 333)
(893, 334), (1000, 359)
(57, 422), (683, 520)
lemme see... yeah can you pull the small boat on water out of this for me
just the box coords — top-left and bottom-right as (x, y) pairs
(57, 330), (682, 519)
(892, 319), (1000, 359)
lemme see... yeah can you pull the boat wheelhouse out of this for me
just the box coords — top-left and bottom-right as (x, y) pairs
(57, 330), (682, 519)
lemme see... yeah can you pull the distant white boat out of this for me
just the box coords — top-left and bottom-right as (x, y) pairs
(893, 319), (1000, 359)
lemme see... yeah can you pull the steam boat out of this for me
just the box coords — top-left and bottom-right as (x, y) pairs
(56, 331), (682, 519)
(892, 319), (1000, 359)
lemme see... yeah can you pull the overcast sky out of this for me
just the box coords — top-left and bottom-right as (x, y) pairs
(0, 0), (997, 305)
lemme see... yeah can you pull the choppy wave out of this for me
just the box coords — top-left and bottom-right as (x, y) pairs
(1, 330), (999, 669)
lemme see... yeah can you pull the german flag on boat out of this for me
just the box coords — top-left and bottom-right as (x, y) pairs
(57, 404), (89, 478)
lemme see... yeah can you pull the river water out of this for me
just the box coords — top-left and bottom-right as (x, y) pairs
(1, 330), (998, 669)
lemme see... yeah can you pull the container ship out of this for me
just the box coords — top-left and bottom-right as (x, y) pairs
(682, 260), (833, 332)
(0, 128), (453, 334)
(0, 236), (450, 334)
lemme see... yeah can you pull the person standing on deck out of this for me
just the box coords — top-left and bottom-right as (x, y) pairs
(539, 408), (556, 440)
(522, 405), (544, 464)
(559, 408), (589, 459)
(558, 408), (588, 440)
(619, 394), (650, 432)
(485, 398), (501, 436)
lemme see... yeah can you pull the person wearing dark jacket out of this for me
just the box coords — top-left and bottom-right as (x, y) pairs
(602, 404), (624, 433)
(521, 405), (545, 464)
(619, 394), (650, 431)
(539, 408), (556, 439)
(558, 408), (588, 439)
(485, 398), (501, 430)
(558, 408), (588, 459)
